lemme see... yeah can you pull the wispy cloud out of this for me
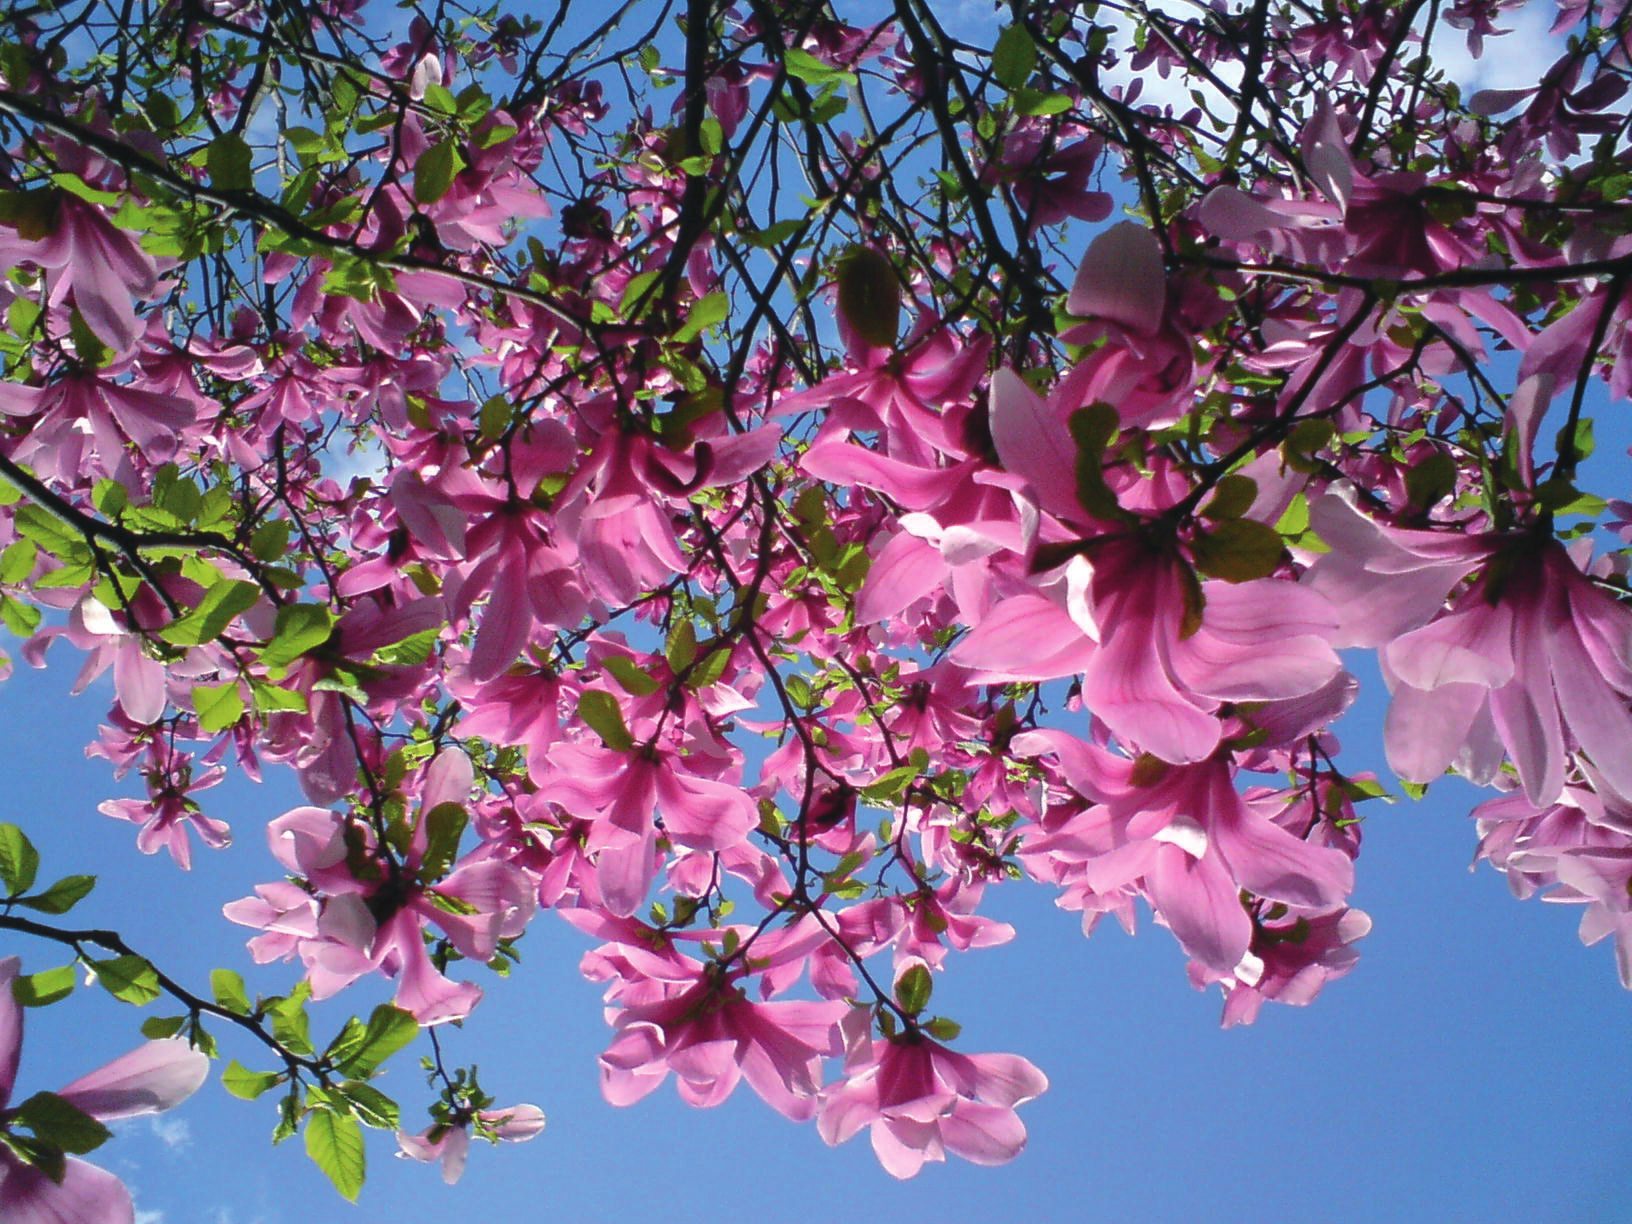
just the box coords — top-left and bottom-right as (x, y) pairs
(146, 1115), (194, 1153)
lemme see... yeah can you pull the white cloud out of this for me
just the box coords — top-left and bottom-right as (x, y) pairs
(134, 1210), (165, 1224)
(147, 1115), (193, 1153)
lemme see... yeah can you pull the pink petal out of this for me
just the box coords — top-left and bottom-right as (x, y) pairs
(939, 1100), (1028, 1166)
(951, 593), (1096, 682)
(987, 368), (1080, 522)
(1146, 843), (1251, 974)
(56, 1039), (209, 1121)
(1067, 222), (1165, 336)
(855, 531), (945, 624)
(0, 1153), (134, 1224)
(0, 958), (21, 1109)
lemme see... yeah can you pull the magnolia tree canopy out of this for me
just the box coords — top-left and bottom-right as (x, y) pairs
(0, 0), (1629, 1211)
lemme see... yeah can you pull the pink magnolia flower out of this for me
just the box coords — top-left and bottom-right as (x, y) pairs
(396, 1102), (546, 1184)
(1550, 847), (1632, 987)
(817, 1022), (1048, 1179)
(225, 751), (535, 1022)
(0, 191), (159, 353)
(0, 958), (209, 1224)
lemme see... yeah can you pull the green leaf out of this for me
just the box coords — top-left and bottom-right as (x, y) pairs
(334, 1004), (419, 1077)
(371, 626), (441, 666)
(860, 762), (919, 805)
(835, 246), (900, 348)
(249, 519), (291, 562)
(158, 579), (259, 646)
(139, 1015), (187, 1039)
(12, 965), (75, 1007)
(419, 802), (467, 882)
(894, 964), (933, 1016)
(206, 132), (254, 191)
(923, 1015), (962, 1041)
(17, 874), (95, 915)
(673, 291), (728, 343)
(268, 985), (314, 1056)
(272, 1087), (303, 1143)
(603, 655), (661, 696)
(0, 594), (40, 639)
(0, 539), (37, 584)
(783, 47), (854, 85)
(222, 1060), (284, 1101)
(12, 1092), (112, 1154)
(992, 25), (1037, 90)
(305, 1108), (366, 1202)
(211, 968), (251, 1015)
(744, 218), (802, 249)
(260, 603), (335, 671)
(68, 307), (113, 367)
(340, 1082), (400, 1130)
(88, 955), (161, 1005)
(1191, 518), (1286, 583)
(1068, 405), (1126, 522)
(191, 681), (245, 733)
(413, 139), (463, 206)
(1404, 450), (1457, 514)
(684, 645), (731, 690)
(576, 689), (634, 751)
(1556, 415), (1596, 463)
(1012, 87), (1071, 115)
(666, 620), (699, 673)
(252, 680), (309, 714)
(1200, 474), (1258, 521)
(0, 823), (41, 894)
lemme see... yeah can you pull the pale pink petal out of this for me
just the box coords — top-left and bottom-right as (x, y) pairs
(951, 594), (1096, 682)
(1383, 678), (1487, 785)
(1146, 843), (1251, 974)
(56, 1039), (209, 1121)
(1385, 601), (1515, 690)
(113, 643), (166, 725)
(482, 1103), (546, 1140)
(939, 1100), (1028, 1166)
(654, 768), (758, 852)
(1067, 222), (1165, 336)
(438, 1127), (470, 1184)
(987, 368), (1080, 522)
(872, 1116), (939, 1179)
(799, 441), (974, 511)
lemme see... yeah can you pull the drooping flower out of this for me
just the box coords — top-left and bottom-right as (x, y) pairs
(396, 1102), (546, 1184)
(817, 1019), (1048, 1179)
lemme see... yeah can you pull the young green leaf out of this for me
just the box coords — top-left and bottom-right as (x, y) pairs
(894, 964), (934, 1016)
(16, 874), (96, 915)
(576, 690), (634, 751)
(87, 955), (162, 1005)
(12, 965), (75, 1007)
(222, 1061), (284, 1101)
(333, 1004), (419, 1077)
(304, 1108), (366, 1201)
(0, 823), (40, 895)
(211, 968), (251, 1015)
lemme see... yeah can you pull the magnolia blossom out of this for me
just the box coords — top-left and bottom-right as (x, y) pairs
(0, 958), (209, 1224)
(818, 1020), (1048, 1179)
(396, 1103), (546, 1184)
